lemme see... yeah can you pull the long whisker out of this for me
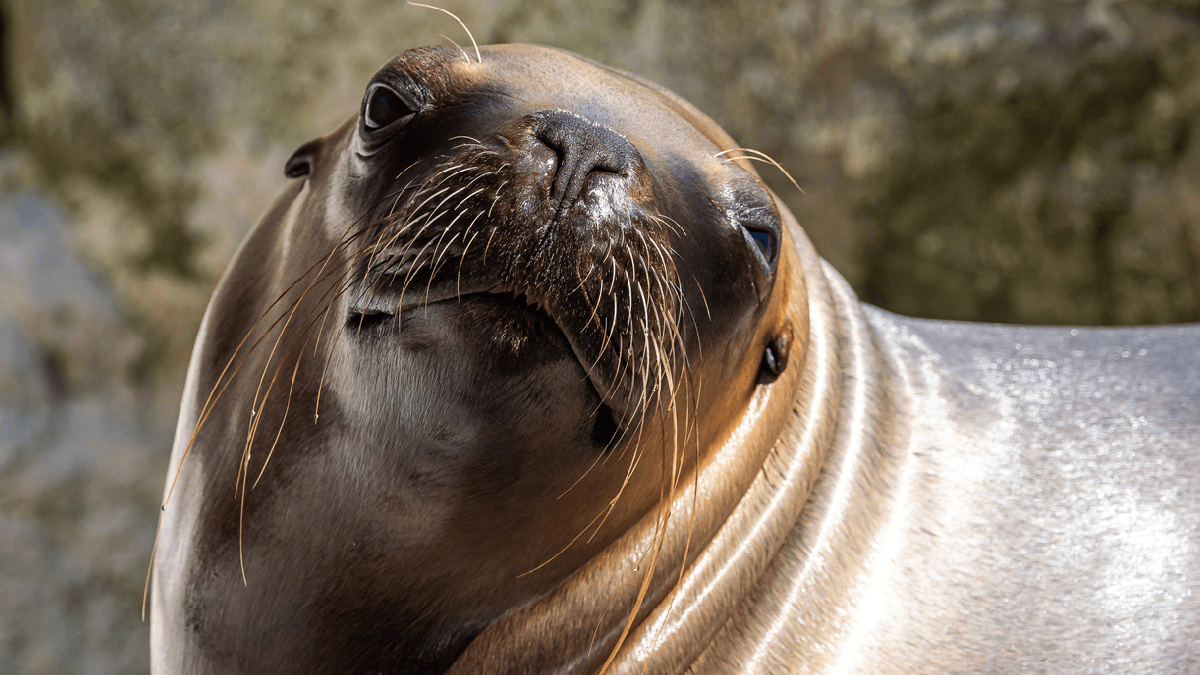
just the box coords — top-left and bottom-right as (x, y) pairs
(406, 1), (481, 64)
(715, 147), (803, 193)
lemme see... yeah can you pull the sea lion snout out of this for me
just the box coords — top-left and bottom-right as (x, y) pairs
(530, 109), (639, 218)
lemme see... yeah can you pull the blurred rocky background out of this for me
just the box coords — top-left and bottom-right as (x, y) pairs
(0, 0), (1196, 672)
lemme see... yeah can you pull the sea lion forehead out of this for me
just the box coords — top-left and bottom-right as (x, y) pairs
(377, 44), (749, 171)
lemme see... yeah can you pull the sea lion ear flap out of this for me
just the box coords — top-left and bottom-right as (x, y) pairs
(756, 327), (792, 385)
(284, 138), (323, 178)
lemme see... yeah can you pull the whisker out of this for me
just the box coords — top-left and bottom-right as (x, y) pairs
(715, 147), (803, 193)
(406, 1), (481, 63)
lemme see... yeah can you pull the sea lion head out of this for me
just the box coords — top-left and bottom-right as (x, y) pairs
(152, 44), (807, 674)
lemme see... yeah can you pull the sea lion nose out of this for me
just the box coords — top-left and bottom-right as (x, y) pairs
(531, 110), (637, 214)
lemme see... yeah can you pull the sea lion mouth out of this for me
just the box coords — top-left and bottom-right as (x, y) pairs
(346, 287), (626, 449)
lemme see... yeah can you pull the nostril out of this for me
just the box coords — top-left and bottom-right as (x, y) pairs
(531, 110), (637, 212)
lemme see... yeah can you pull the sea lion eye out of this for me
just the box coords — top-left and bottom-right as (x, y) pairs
(739, 218), (780, 272)
(727, 190), (781, 272)
(746, 228), (774, 259)
(364, 84), (413, 130)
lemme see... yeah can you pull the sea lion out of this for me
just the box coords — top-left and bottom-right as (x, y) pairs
(150, 44), (1200, 674)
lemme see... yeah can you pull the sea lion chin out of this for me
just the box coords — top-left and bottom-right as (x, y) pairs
(151, 44), (805, 674)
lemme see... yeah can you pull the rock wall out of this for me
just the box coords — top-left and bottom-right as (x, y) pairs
(0, 1), (1197, 672)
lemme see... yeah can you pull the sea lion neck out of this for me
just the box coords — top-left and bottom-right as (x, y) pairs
(446, 201), (821, 674)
